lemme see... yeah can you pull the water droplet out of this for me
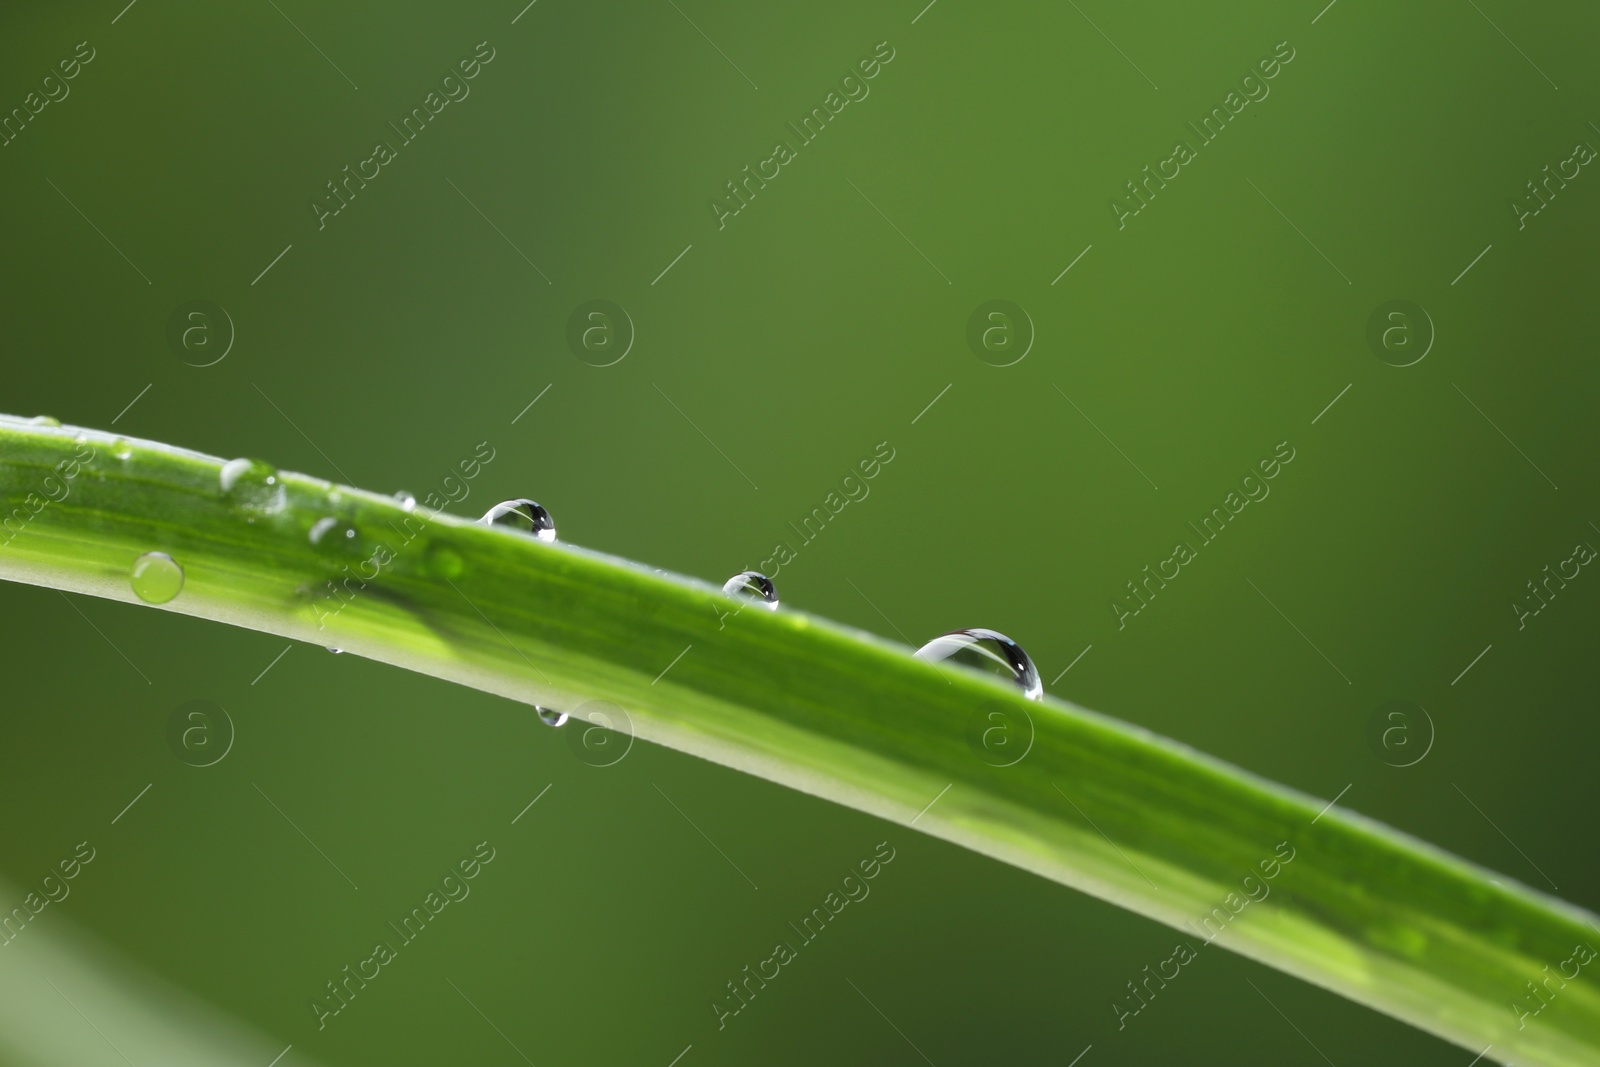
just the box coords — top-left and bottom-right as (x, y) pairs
(219, 458), (253, 493)
(309, 516), (357, 546)
(219, 458), (283, 516)
(327, 647), (343, 654)
(480, 499), (556, 543)
(393, 491), (417, 511)
(426, 543), (465, 579)
(130, 552), (184, 604)
(29, 415), (61, 427)
(537, 707), (568, 727)
(915, 628), (1042, 701)
(722, 570), (779, 610)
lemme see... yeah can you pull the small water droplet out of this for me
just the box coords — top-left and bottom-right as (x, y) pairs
(537, 707), (568, 727)
(29, 415), (61, 427)
(219, 458), (283, 516)
(393, 491), (417, 511)
(309, 516), (357, 546)
(219, 458), (253, 493)
(915, 628), (1042, 701)
(426, 543), (465, 579)
(480, 499), (556, 543)
(130, 551), (184, 604)
(722, 570), (779, 610)
(327, 647), (343, 654)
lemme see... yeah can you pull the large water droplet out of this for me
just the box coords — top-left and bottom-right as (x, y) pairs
(537, 707), (568, 727)
(481, 499), (556, 543)
(722, 570), (779, 610)
(29, 415), (61, 427)
(130, 552), (184, 604)
(915, 628), (1042, 701)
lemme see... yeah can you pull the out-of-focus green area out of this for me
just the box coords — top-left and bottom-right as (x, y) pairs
(1, 1), (1597, 1063)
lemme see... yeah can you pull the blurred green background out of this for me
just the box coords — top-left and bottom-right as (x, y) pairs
(2, 0), (1598, 1063)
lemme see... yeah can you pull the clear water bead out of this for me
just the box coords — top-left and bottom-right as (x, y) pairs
(130, 552), (184, 604)
(915, 628), (1042, 701)
(537, 707), (568, 727)
(722, 570), (779, 610)
(481, 499), (556, 543)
